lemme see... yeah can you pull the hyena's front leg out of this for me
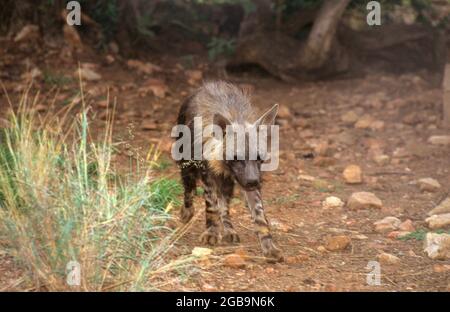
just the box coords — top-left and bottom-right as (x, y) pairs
(220, 177), (240, 243)
(199, 171), (221, 245)
(180, 166), (196, 223)
(244, 190), (283, 262)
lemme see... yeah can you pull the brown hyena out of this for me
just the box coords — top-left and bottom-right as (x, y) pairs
(173, 81), (282, 261)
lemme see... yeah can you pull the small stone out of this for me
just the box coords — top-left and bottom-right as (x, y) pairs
(425, 213), (450, 230)
(298, 174), (316, 182)
(270, 219), (292, 232)
(353, 234), (368, 240)
(277, 106), (291, 119)
(141, 120), (158, 131)
(342, 165), (362, 184)
(373, 154), (390, 165)
(322, 196), (344, 209)
(378, 252), (400, 265)
(76, 68), (101, 81)
(387, 231), (411, 239)
(423, 233), (450, 260)
(347, 192), (383, 210)
(418, 178), (441, 192)
(139, 78), (169, 98)
(192, 247), (213, 258)
(223, 254), (246, 268)
(354, 114), (374, 129)
(324, 235), (351, 251)
(185, 69), (203, 85)
(314, 141), (330, 156)
(317, 246), (327, 253)
(127, 59), (161, 75)
(433, 264), (450, 273)
(285, 254), (309, 264)
(427, 135), (450, 146)
(374, 216), (401, 233)
(341, 110), (359, 125)
(428, 197), (450, 216)
(399, 219), (415, 232)
(370, 120), (385, 131)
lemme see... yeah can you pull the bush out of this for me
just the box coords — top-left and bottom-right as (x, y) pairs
(0, 90), (191, 291)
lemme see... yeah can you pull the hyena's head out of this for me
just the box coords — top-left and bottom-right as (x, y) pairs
(213, 104), (278, 191)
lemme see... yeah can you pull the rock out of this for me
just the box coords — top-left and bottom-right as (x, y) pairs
(185, 70), (203, 85)
(354, 114), (374, 129)
(127, 59), (161, 75)
(191, 247), (213, 258)
(418, 178), (441, 192)
(141, 120), (158, 131)
(317, 246), (327, 253)
(285, 254), (309, 264)
(428, 197), (450, 216)
(425, 213), (450, 230)
(370, 120), (385, 131)
(378, 253), (400, 265)
(427, 135), (450, 146)
(374, 216), (401, 233)
(14, 24), (39, 42)
(324, 235), (351, 251)
(21, 67), (42, 80)
(322, 196), (344, 209)
(347, 192), (383, 210)
(373, 154), (390, 165)
(314, 141), (330, 156)
(424, 233), (450, 260)
(270, 219), (292, 232)
(76, 68), (101, 81)
(433, 264), (450, 273)
(105, 54), (115, 64)
(399, 219), (415, 232)
(341, 110), (359, 125)
(277, 106), (291, 119)
(342, 165), (362, 184)
(223, 254), (246, 268)
(298, 174), (316, 182)
(139, 78), (169, 98)
(387, 231), (411, 239)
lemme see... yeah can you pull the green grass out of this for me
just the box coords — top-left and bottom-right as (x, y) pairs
(0, 91), (193, 291)
(398, 228), (450, 241)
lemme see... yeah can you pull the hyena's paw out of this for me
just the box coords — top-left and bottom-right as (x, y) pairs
(261, 240), (284, 263)
(199, 228), (221, 245)
(222, 228), (240, 244)
(180, 208), (194, 224)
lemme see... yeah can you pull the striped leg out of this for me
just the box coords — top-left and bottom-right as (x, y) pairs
(180, 166), (196, 223)
(220, 177), (240, 243)
(244, 189), (283, 262)
(199, 171), (221, 245)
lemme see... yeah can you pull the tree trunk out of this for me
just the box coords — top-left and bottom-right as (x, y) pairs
(298, 0), (351, 70)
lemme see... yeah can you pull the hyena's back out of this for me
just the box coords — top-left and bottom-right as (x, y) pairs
(177, 81), (256, 129)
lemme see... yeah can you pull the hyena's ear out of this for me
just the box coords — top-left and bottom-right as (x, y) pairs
(213, 113), (231, 132)
(254, 103), (278, 126)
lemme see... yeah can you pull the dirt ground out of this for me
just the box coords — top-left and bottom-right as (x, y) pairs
(1, 42), (449, 291)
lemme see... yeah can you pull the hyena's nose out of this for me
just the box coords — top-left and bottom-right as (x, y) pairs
(245, 179), (259, 189)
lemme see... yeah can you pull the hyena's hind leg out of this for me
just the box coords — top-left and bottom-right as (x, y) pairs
(199, 170), (221, 245)
(220, 176), (240, 243)
(180, 165), (197, 223)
